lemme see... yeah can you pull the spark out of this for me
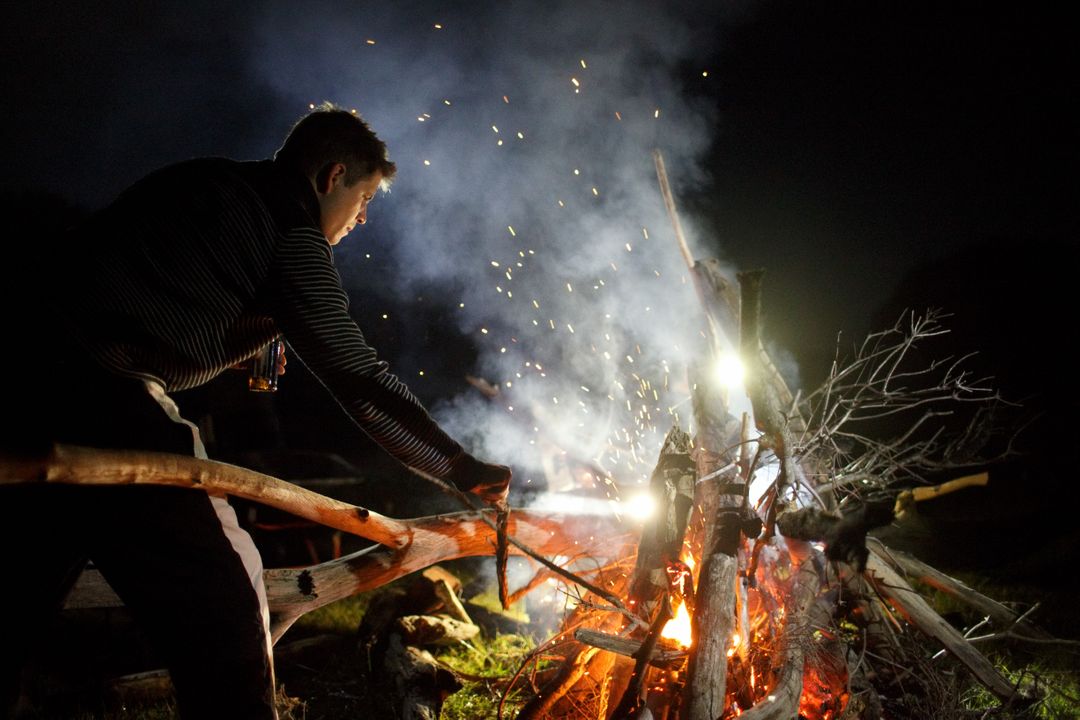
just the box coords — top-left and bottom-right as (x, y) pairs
(443, 99), (451, 105)
(507, 226), (516, 236)
(423, 160), (431, 166)
(615, 111), (622, 121)
(490, 261), (500, 267)
(570, 77), (580, 87)
(642, 227), (649, 239)
(625, 243), (632, 252)
(492, 125), (499, 133)
(592, 187), (599, 196)
(365, 39), (376, 45)
(517, 131), (524, 139)
(702, 70), (708, 77)
(480, 328), (489, 334)
(573, 168), (580, 176)
(434, 23), (443, 29)
(502, 95), (510, 103)
(654, 108), (660, 118)
(580, 59), (587, 68)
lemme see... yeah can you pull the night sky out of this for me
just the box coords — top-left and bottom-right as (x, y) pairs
(4, 3), (1077, 576)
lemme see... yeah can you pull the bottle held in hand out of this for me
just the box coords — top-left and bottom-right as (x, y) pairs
(248, 339), (284, 392)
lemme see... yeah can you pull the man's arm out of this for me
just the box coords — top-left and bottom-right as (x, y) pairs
(267, 228), (509, 501)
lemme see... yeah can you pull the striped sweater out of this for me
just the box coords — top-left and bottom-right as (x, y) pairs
(47, 158), (463, 479)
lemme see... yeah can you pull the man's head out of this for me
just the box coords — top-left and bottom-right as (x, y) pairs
(276, 103), (397, 244)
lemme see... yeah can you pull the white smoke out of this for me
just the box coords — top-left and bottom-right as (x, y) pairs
(251, 1), (744, 500)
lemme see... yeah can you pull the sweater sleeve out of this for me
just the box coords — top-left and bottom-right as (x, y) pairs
(267, 227), (464, 478)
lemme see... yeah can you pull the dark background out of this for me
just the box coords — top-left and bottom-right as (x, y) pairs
(3, 2), (1076, 601)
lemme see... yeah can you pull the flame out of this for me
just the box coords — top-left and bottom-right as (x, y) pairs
(660, 600), (693, 647)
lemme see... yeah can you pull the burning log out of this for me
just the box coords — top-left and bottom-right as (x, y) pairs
(736, 548), (823, 720)
(681, 291), (757, 717)
(626, 426), (696, 621)
(573, 629), (687, 669)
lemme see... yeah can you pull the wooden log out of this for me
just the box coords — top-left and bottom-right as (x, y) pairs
(627, 426), (696, 619)
(864, 550), (1019, 700)
(573, 629), (687, 668)
(870, 542), (1052, 640)
(515, 563), (633, 719)
(737, 553), (822, 720)
(683, 362), (744, 720)
(738, 269), (796, 501)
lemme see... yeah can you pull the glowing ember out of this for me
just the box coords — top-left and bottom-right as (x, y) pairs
(660, 600), (693, 647)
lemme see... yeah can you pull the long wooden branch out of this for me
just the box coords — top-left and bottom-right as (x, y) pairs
(864, 549), (1019, 701)
(2, 444), (412, 549)
(2, 444), (631, 643)
(265, 508), (622, 642)
(869, 541), (1051, 640)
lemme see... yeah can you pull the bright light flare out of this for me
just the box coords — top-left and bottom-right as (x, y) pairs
(624, 491), (655, 521)
(714, 353), (745, 388)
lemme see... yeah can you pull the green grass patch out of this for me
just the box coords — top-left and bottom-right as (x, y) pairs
(436, 632), (542, 720)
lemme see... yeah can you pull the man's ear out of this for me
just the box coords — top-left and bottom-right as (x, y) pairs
(314, 162), (348, 195)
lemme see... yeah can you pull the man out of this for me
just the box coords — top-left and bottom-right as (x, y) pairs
(0, 104), (510, 718)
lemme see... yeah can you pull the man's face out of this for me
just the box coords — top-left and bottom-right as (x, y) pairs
(317, 166), (383, 245)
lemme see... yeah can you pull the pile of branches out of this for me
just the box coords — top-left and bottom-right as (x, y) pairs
(490, 267), (1077, 719)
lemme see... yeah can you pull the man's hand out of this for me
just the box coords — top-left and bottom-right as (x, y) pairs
(447, 452), (511, 507)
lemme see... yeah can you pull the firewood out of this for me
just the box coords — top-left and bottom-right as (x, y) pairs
(870, 541), (1052, 640)
(572, 629), (687, 668)
(864, 549), (1020, 701)
(683, 354), (745, 720)
(736, 554), (822, 719)
(627, 426), (696, 620)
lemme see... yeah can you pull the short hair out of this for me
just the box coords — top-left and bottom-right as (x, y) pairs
(275, 102), (397, 189)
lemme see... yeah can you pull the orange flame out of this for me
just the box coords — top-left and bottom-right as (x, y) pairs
(660, 600), (693, 647)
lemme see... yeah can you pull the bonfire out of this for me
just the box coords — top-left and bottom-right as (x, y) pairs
(2, 152), (1072, 719)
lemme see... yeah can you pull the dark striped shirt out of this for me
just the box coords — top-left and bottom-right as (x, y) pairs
(47, 158), (462, 478)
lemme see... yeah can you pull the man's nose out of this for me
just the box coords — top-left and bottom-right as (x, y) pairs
(356, 207), (367, 225)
